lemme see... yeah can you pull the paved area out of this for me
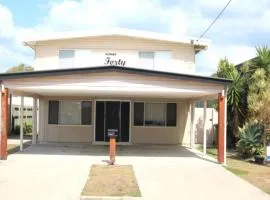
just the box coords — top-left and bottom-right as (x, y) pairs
(0, 144), (269, 200)
(8, 135), (32, 145)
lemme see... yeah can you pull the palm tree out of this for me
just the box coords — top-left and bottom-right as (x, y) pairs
(249, 46), (270, 75)
(214, 58), (246, 145)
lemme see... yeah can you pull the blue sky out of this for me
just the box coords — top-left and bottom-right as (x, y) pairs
(0, 0), (269, 75)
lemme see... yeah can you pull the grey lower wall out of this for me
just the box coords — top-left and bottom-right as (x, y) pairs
(39, 97), (191, 145)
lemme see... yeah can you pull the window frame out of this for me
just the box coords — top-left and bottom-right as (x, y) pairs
(58, 49), (92, 69)
(48, 99), (93, 126)
(133, 101), (177, 128)
(59, 49), (75, 69)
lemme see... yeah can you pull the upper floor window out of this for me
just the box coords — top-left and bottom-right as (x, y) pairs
(138, 51), (155, 69)
(138, 51), (171, 69)
(59, 50), (74, 69)
(59, 49), (91, 69)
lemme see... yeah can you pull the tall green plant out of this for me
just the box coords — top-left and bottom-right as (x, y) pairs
(249, 46), (270, 75)
(248, 47), (270, 126)
(214, 58), (246, 144)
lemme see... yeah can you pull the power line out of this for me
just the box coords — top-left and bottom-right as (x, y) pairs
(197, 0), (233, 41)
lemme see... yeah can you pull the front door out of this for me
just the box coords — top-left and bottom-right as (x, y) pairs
(95, 101), (130, 143)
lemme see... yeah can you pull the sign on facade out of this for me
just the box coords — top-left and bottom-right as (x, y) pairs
(104, 53), (126, 66)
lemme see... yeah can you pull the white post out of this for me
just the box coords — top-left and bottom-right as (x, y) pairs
(190, 101), (195, 149)
(20, 96), (24, 151)
(203, 100), (207, 155)
(9, 93), (12, 134)
(0, 84), (2, 148)
(32, 98), (37, 144)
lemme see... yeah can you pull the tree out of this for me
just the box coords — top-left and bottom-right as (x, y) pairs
(248, 47), (270, 125)
(249, 46), (270, 75)
(6, 63), (34, 73)
(214, 58), (246, 146)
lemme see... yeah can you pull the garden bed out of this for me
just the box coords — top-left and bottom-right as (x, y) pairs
(81, 164), (141, 197)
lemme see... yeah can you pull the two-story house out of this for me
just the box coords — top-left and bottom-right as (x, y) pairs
(0, 28), (230, 164)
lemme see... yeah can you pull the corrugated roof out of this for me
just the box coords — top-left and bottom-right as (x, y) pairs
(23, 28), (209, 50)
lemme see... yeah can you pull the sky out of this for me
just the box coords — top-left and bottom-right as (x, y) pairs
(0, 0), (269, 75)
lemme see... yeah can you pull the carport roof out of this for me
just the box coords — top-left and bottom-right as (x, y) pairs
(0, 65), (232, 85)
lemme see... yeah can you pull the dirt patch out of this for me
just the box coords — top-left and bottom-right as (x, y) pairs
(82, 164), (141, 197)
(227, 157), (270, 194)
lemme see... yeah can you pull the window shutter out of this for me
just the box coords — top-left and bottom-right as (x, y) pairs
(134, 102), (144, 126)
(81, 101), (92, 125)
(166, 103), (177, 126)
(48, 101), (59, 124)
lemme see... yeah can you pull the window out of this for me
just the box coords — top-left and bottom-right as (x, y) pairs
(59, 49), (92, 69)
(48, 100), (92, 125)
(145, 103), (166, 126)
(139, 51), (155, 59)
(133, 102), (177, 127)
(59, 50), (75, 69)
(59, 101), (81, 125)
(138, 51), (155, 69)
(134, 102), (144, 126)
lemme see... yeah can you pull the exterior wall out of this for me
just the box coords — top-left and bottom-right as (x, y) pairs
(38, 96), (191, 145)
(34, 36), (195, 74)
(194, 108), (218, 146)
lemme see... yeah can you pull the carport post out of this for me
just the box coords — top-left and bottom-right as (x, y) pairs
(190, 101), (195, 149)
(203, 100), (207, 155)
(0, 88), (8, 160)
(218, 91), (226, 164)
(32, 97), (37, 144)
(20, 96), (24, 151)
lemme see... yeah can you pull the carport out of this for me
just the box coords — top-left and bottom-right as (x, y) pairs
(0, 66), (231, 164)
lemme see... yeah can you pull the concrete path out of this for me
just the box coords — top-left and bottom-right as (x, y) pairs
(0, 144), (269, 200)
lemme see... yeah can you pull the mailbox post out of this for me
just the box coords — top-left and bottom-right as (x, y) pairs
(108, 129), (118, 165)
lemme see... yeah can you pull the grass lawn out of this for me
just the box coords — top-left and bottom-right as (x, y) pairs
(82, 164), (141, 197)
(7, 144), (19, 152)
(196, 146), (270, 194)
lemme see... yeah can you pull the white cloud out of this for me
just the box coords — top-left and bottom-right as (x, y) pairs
(43, 0), (188, 35)
(0, 4), (33, 71)
(0, 4), (15, 38)
(196, 45), (257, 76)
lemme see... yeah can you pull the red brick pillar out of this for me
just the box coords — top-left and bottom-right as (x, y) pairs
(218, 93), (225, 164)
(0, 88), (8, 160)
(109, 136), (116, 164)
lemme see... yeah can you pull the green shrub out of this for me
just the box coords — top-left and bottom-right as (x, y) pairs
(24, 123), (32, 134)
(236, 122), (264, 158)
(12, 123), (32, 135)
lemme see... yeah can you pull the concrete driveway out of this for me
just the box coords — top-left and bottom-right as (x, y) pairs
(0, 144), (269, 200)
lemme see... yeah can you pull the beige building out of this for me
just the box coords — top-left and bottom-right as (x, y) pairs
(0, 28), (230, 163)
